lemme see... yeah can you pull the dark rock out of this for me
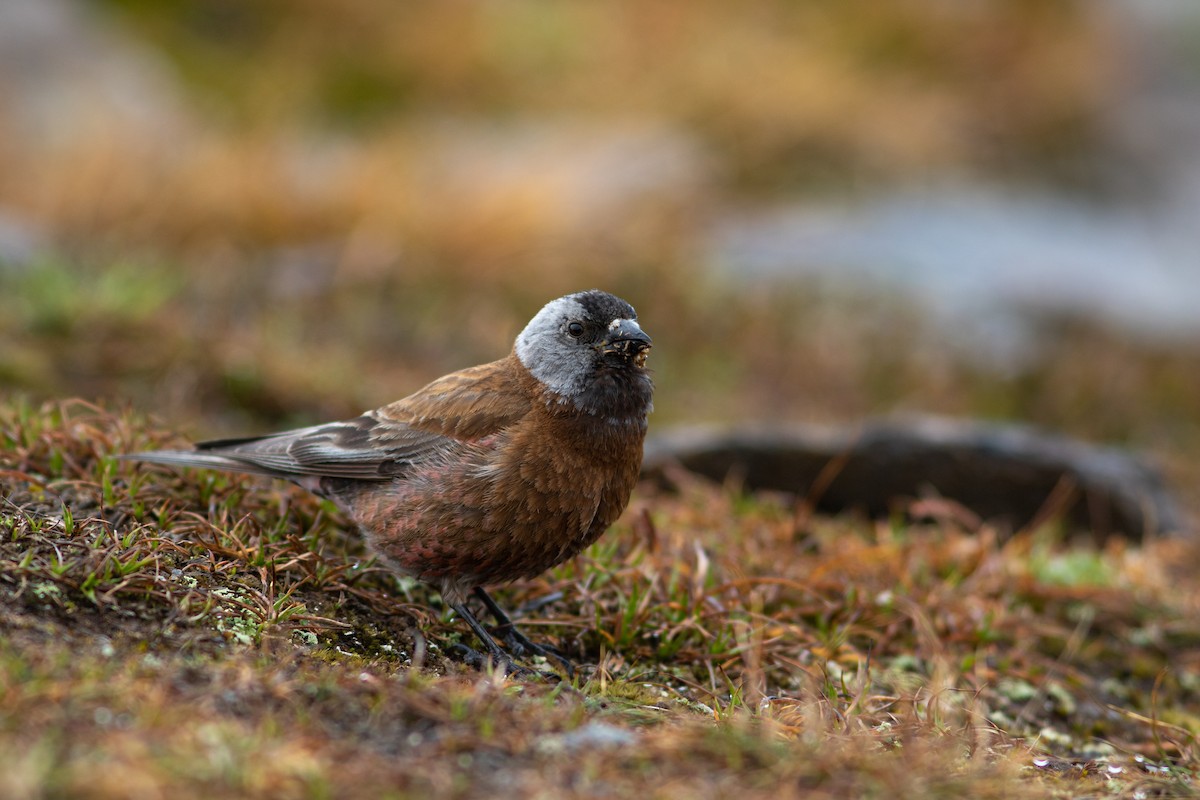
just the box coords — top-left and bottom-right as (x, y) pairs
(643, 416), (1185, 540)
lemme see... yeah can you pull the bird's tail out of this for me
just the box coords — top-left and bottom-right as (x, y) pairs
(117, 449), (288, 479)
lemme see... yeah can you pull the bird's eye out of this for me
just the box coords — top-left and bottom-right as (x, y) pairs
(567, 321), (585, 338)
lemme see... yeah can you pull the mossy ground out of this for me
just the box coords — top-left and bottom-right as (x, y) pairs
(2, 400), (1197, 799)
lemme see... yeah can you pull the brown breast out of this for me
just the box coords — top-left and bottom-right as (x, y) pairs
(351, 359), (648, 589)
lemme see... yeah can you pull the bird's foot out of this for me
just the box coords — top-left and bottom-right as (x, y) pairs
(471, 586), (575, 678)
(447, 643), (556, 681)
(494, 625), (574, 678)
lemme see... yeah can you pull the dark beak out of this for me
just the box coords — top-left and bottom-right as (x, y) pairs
(601, 319), (652, 366)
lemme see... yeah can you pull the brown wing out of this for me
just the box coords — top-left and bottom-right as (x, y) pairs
(377, 353), (533, 439)
(126, 354), (535, 481)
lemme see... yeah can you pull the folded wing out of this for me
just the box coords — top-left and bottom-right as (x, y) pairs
(125, 355), (534, 481)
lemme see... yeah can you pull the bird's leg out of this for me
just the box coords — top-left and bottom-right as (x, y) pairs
(446, 600), (528, 677)
(473, 586), (574, 677)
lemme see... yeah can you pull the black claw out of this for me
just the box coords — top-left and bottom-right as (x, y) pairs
(447, 643), (550, 680)
(499, 627), (574, 677)
(447, 642), (488, 670)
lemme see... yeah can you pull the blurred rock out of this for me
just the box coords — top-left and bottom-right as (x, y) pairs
(707, 186), (1200, 363)
(536, 722), (638, 755)
(644, 417), (1185, 541)
(0, 0), (190, 146)
(0, 211), (47, 271)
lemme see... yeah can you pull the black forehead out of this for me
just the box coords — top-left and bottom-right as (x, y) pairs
(574, 290), (636, 322)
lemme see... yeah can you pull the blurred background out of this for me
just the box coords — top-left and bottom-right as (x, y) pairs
(2, 0), (1199, 507)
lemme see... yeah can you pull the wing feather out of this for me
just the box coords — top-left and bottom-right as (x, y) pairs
(125, 354), (536, 482)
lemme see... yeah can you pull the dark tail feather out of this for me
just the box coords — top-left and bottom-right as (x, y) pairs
(118, 450), (290, 479)
(194, 433), (293, 451)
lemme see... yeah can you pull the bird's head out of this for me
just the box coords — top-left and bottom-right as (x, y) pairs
(515, 290), (653, 414)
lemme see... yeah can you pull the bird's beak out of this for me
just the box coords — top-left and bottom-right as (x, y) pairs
(601, 318), (652, 367)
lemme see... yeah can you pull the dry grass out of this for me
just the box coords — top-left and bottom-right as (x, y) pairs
(2, 399), (1197, 798)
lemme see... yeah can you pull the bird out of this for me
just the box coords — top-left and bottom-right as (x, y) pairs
(124, 289), (653, 676)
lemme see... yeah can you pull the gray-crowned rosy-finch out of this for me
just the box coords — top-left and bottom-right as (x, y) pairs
(125, 290), (653, 675)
